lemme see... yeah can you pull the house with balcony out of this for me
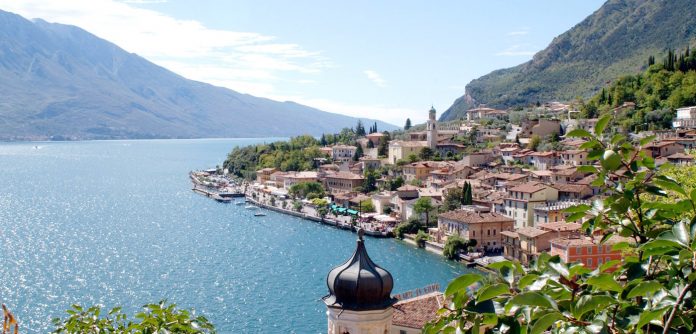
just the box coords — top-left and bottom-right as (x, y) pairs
(503, 182), (559, 228)
(549, 235), (628, 270)
(331, 145), (357, 162)
(437, 209), (514, 252)
(324, 171), (364, 194)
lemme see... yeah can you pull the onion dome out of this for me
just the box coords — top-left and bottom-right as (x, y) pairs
(323, 229), (396, 311)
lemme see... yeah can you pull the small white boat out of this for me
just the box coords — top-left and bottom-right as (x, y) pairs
(254, 210), (266, 217)
(245, 205), (257, 210)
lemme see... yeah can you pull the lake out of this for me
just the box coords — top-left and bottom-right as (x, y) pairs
(0, 139), (470, 333)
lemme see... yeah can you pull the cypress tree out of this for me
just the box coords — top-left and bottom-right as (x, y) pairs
(466, 182), (473, 205)
(404, 118), (412, 130)
(353, 145), (363, 161)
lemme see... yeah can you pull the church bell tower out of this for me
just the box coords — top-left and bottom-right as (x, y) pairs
(323, 229), (396, 334)
(426, 106), (438, 150)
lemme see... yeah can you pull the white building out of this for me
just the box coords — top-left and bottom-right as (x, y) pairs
(672, 106), (696, 129)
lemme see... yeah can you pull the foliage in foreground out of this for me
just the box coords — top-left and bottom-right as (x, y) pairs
(427, 114), (696, 333)
(52, 301), (215, 334)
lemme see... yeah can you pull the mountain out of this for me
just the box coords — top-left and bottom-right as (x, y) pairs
(0, 10), (395, 140)
(441, 0), (696, 121)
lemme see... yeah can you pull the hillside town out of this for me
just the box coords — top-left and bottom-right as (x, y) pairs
(215, 103), (696, 270)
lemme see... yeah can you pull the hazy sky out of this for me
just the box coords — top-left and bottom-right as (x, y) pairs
(1, 0), (605, 125)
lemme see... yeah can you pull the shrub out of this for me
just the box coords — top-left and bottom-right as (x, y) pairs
(52, 301), (215, 334)
(415, 230), (429, 248)
(442, 235), (469, 260)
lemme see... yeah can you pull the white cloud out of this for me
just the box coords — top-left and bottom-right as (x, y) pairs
(0, 0), (329, 98)
(495, 44), (536, 57)
(364, 70), (387, 88)
(506, 30), (529, 36)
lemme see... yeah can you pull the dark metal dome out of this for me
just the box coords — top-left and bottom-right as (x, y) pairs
(323, 229), (396, 311)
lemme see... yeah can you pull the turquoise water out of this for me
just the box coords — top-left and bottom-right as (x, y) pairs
(0, 139), (469, 333)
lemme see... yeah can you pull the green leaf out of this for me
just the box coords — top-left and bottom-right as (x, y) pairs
(518, 274), (539, 289)
(445, 273), (484, 296)
(599, 260), (621, 273)
(530, 312), (564, 334)
(573, 295), (615, 319)
(653, 176), (687, 196)
(673, 221), (691, 246)
(626, 280), (662, 298)
(636, 307), (669, 329)
(601, 150), (622, 171)
(586, 273), (623, 292)
(576, 165), (598, 174)
(508, 292), (557, 311)
(564, 204), (592, 214)
(476, 283), (510, 302)
(548, 260), (569, 278)
(594, 114), (611, 136)
(639, 135), (656, 146)
(566, 129), (593, 138)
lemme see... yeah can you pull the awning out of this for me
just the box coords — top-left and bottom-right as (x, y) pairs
(347, 209), (359, 215)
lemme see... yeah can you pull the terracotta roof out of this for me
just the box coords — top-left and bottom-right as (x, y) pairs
(500, 230), (519, 238)
(397, 185), (420, 192)
(552, 184), (590, 193)
(516, 227), (549, 238)
(391, 140), (428, 148)
(576, 174), (597, 185)
(509, 182), (549, 194)
(326, 171), (364, 180)
(552, 167), (580, 177)
(439, 210), (514, 224)
(529, 151), (556, 157)
(667, 152), (694, 159)
(366, 132), (385, 137)
(537, 222), (582, 232)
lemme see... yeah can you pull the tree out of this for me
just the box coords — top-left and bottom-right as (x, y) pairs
(355, 120), (366, 136)
(413, 197), (434, 226)
(419, 147), (434, 160)
(527, 134), (541, 151)
(360, 199), (375, 213)
(442, 235), (469, 260)
(52, 301), (215, 333)
(353, 144), (363, 161)
(362, 169), (378, 193)
(393, 217), (422, 239)
(404, 118), (412, 130)
(289, 181), (325, 199)
(366, 140), (375, 149)
(320, 134), (327, 146)
(415, 230), (429, 248)
(442, 188), (464, 212)
(426, 114), (696, 334)
(378, 131), (390, 157)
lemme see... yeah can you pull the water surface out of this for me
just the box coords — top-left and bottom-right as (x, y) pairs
(0, 139), (469, 333)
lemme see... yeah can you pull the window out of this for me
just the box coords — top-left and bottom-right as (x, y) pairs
(493, 229), (496, 236)
(576, 246), (582, 255)
(598, 258), (603, 266)
(472, 231), (475, 237)
(587, 246), (592, 254)
(587, 258), (593, 266)
(487, 230), (490, 236)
